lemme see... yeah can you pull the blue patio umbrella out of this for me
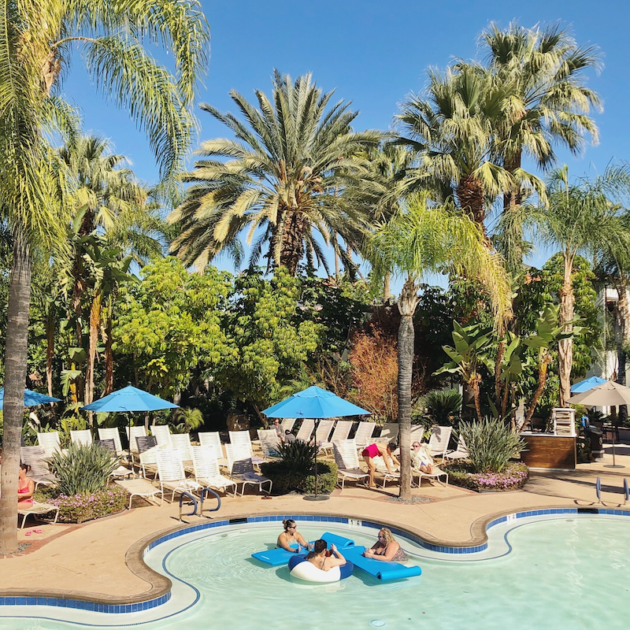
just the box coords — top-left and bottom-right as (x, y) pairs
(263, 386), (370, 501)
(82, 385), (179, 413)
(570, 376), (608, 394)
(0, 388), (60, 409)
(263, 386), (370, 419)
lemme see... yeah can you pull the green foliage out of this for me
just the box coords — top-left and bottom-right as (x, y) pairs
(422, 390), (462, 426)
(36, 486), (127, 524)
(443, 462), (529, 492)
(47, 442), (118, 496)
(170, 408), (204, 434)
(114, 257), (232, 397)
(458, 418), (525, 473)
(277, 440), (319, 474)
(260, 460), (337, 495)
(218, 268), (323, 413)
(301, 463), (338, 494)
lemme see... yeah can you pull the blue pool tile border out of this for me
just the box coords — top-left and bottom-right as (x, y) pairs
(2, 507), (630, 612)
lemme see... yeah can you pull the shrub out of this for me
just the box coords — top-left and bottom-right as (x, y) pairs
(260, 460), (337, 495)
(422, 389), (462, 427)
(46, 486), (127, 523)
(444, 462), (529, 492)
(458, 418), (525, 473)
(301, 462), (337, 494)
(47, 442), (119, 495)
(277, 440), (318, 474)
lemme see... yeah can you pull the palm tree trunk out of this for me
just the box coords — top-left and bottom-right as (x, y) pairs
(279, 212), (305, 276)
(456, 174), (486, 233)
(104, 300), (114, 395)
(0, 239), (32, 554)
(525, 351), (552, 428)
(502, 151), (524, 270)
(85, 292), (102, 425)
(397, 277), (419, 501)
(615, 278), (630, 424)
(383, 273), (391, 302)
(46, 310), (55, 398)
(558, 254), (575, 406)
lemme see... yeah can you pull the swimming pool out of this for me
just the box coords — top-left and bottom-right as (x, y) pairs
(2, 514), (628, 629)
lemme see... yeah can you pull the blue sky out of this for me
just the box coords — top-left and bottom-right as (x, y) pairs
(60, 0), (630, 278)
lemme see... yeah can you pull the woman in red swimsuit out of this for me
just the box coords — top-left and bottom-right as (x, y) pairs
(18, 462), (34, 507)
(361, 442), (400, 488)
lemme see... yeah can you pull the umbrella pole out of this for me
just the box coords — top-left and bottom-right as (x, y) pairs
(604, 428), (625, 469)
(304, 418), (329, 502)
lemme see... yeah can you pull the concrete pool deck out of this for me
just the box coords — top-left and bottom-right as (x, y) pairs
(1, 444), (629, 605)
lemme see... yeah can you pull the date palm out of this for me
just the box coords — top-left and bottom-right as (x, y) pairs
(169, 70), (382, 275)
(370, 193), (512, 500)
(0, 0), (209, 554)
(482, 22), (601, 269)
(397, 65), (543, 231)
(526, 165), (630, 406)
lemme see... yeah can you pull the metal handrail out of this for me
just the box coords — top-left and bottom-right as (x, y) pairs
(178, 491), (198, 521)
(200, 487), (221, 517)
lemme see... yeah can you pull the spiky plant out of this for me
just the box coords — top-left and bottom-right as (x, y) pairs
(458, 418), (524, 473)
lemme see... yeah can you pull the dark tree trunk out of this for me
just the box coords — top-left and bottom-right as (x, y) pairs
(0, 239), (32, 554)
(278, 212), (305, 276)
(558, 255), (575, 407)
(456, 174), (486, 232)
(502, 152), (524, 271)
(397, 277), (419, 501)
(104, 303), (114, 395)
(46, 310), (55, 398)
(614, 279), (630, 424)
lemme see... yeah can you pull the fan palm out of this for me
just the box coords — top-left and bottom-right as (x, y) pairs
(397, 65), (543, 231)
(525, 165), (630, 406)
(169, 70), (382, 275)
(482, 22), (601, 268)
(370, 193), (512, 500)
(0, 0), (209, 554)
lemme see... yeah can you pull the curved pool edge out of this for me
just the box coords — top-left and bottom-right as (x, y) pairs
(0, 503), (629, 615)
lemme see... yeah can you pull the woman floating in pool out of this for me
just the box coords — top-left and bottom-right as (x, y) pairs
(363, 528), (408, 562)
(361, 442), (400, 488)
(277, 519), (308, 553)
(306, 539), (346, 571)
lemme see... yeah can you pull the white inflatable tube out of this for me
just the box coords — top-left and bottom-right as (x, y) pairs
(290, 562), (341, 583)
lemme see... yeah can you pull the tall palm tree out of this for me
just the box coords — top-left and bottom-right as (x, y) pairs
(370, 193), (512, 500)
(526, 165), (630, 406)
(397, 65), (544, 231)
(482, 22), (601, 269)
(0, 0), (208, 554)
(169, 70), (382, 275)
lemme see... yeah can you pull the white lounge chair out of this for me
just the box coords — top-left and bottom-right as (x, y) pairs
(295, 419), (315, 443)
(137, 435), (159, 478)
(353, 422), (376, 449)
(20, 446), (56, 490)
(152, 425), (173, 448)
(170, 433), (194, 469)
(156, 449), (202, 502)
(126, 426), (147, 463)
(37, 431), (64, 458)
(321, 420), (353, 454)
(428, 426), (453, 459)
(373, 456), (400, 488)
(314, 420), (334, 448)
(257, 429), (281, 459)
(332, 439), (370, 491)
(229, 430), (265, 465)
(445, 435), (469, 461)
(191, 446), (237, 496)
(379, 423), (399, 443)
(281, 418), (296, 433)
(412, 464), (448, 487)
(98, 428), (128, 458)
(225, 444), (272, 495)
(198, 432), (227, 467)
(18, 501), (59, 529)
(70, 429), (93, 447)
(115, 478), (163, 509)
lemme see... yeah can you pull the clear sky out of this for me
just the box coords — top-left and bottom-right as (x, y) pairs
(60, 0), (630, 276)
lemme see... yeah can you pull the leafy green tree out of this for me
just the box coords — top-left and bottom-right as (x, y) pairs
(0, 1), (209, 553)
(525, 165), (630, 405)
(169, 71), (382, 275)
(218, 268), (323, 420)
(114, 258), (231, 400)
(369, 193), (511, 499)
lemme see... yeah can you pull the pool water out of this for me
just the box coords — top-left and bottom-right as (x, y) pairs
(3, 517), (630, 629)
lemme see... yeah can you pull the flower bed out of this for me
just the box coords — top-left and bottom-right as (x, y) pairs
(35, 485), (127, 523)
(443, 462), (529, 492)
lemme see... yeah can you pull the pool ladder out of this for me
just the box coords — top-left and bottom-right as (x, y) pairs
(178, 488), (221, 522)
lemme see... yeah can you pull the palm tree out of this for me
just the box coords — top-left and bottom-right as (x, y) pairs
(370, 193), (512, 500)
(526, 165), (630, 406)
(482, 22), (601, 269)
(397, 65), (543, 231)
(169, 70), (382, 275)
(0, 1), (208, 554)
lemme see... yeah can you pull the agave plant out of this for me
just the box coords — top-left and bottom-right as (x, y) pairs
(422, 390), (463, 427)
(47, 442), (118, 496)
(277, 440), (318, 475)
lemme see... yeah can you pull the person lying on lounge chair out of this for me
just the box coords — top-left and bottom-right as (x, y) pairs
(411, 441), (434, 473)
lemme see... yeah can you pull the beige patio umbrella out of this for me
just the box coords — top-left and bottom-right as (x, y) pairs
(568, 380), (630, 469)
(567, 380), (630, 406)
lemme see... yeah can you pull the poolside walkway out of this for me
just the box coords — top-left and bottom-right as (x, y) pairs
(1, 445), (629, 603)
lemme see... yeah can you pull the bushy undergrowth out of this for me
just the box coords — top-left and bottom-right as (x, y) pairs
(458, 418), (525, 473)
(444, 462), (529, 492)
(47, 442), (119, 495)
(35, 485), (127, 523)
(276, 440), (319, 473)
(260, 460), (337, 495)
